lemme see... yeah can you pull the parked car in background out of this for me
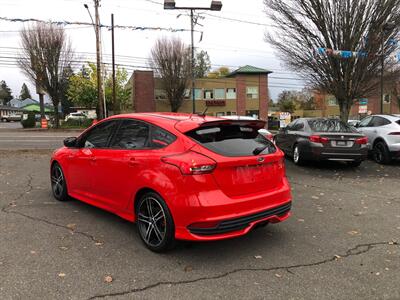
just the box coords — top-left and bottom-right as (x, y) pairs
(1, 113), (22, 122)
(274, 118), (368, 167)
(223, 115), (274, 140)
(355, 114), (400, 164)
(65, 112), (87, 122)
(51, 113), (292, 252)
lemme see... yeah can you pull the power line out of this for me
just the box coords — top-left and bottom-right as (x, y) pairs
(0, 16), (192, 33)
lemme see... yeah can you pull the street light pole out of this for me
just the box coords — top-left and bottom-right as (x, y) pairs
(164, 0), (222, 114)
(380, 22), (396, 114)
(380, 33), (384, 114)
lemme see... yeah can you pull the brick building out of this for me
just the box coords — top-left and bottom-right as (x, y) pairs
(128, 65), (271, 120)
(312, 90), (400, 119)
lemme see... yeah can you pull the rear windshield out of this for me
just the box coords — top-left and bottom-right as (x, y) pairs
(186, 124), (276, 157)
(308, 119), (357, 133)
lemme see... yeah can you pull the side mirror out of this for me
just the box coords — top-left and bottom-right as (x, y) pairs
(63, 137), (78, 148)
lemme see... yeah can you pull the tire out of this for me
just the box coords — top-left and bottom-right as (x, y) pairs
(293, 144), (304, 165)
(347, 160), (362, 167)
(51, 162), (69, 201)
(373, 141), (392, 164)
(136, 192), (175, 252)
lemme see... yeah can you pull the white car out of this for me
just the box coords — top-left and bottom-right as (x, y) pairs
(65, 112), (87, 122)
(222, 115), (274, 141)
(356, 114), (400, 164)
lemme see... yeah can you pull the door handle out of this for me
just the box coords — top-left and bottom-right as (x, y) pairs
(128, 157), (139, 166)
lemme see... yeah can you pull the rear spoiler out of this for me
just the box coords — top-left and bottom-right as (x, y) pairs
(175, 119), (266, 133)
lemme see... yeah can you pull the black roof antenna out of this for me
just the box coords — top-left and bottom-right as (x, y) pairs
(198, 107), (208, 118)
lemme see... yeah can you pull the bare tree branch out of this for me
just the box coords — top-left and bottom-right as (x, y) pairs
(265, 0), (400, 121)
(19, 22), (74, 127)
(149, 37), (190, 112)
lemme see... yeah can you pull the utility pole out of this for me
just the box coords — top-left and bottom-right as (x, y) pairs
(111, 13), (118, 114)
(190, 9), (196, 114)
(94, 0), (105, 119)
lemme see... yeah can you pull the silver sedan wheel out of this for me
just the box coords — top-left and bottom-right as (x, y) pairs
(138, 197), (167, 247)
(293, 146), (300, 164)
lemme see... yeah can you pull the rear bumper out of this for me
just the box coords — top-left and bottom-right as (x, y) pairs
(302, 145), (368, 161)
(173, 177), (292, 241)
(188, 202), (291, 236)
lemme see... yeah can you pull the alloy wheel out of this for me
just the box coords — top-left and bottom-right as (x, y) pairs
(137, 197), (167, 247)
(51, 165), (64, 198)
(374, 144), (384, 163)
(293, 146), (299, 163)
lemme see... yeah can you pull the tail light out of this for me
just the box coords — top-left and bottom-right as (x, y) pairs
(161, 151), (216, 175)
(388, 132), (400, 135)
(355, 137), (368, 144)
(309, 135), (330, 144)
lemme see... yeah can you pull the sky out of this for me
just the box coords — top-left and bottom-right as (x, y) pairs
(0, 0), (305, 102)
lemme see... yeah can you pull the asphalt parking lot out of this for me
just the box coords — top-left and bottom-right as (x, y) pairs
(0, 139), (399, 299)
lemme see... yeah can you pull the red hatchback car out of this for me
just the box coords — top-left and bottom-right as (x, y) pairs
(51, 113), (292, 252)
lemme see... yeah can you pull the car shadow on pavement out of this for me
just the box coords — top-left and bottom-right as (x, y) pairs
(64, 196), (290, 258)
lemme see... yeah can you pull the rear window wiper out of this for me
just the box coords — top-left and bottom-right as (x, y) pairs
(253, 145), (268, 155)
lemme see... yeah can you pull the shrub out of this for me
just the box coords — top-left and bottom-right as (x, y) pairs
(21, 112), (36, 128)
(61, 118), (93, 129)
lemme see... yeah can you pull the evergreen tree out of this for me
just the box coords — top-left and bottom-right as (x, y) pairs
(0, 80), (13, 105)
(19, 83), (32, 100)
(194, 50), (211, 78)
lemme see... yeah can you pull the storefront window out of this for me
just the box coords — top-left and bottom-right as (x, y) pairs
(226, 88), (236, 99)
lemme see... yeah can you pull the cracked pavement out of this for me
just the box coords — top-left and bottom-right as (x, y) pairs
(0, 150), (399, 299)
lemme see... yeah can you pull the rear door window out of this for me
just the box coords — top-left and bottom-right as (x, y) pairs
(307, 119), (356, 133)
(370, 116), (391, 127)
(186, 124), (276, 157)
(110, 120), (150, 149)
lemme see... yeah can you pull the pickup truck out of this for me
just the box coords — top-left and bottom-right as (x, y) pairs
(1, 114), (22, 122)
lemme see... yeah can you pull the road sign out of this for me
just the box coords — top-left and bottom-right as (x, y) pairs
(359, 98), (368, 105)
(359, 105), (368, 114)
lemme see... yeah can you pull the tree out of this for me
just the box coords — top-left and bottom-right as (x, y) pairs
(207, 67), (230, 78)
(19, 83), (32, 100)
(277, 90), (298, 113)
(0, 80), (13, 105)
(68, 63), (131, 114)
(67, 64), (98, 109)
(19, 23), (74, 127)
(265, 0), (400, 121)
(104, 68), (131, 113)
(194, 50), (211, 78)
(149, 37), (191, 112)
(60, 66), (74, 115)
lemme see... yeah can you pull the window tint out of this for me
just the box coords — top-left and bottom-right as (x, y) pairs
(307, 119), (356, 133)
(293, 120), (304, 131)
(358, 116), (373, 127)
(82, 121), (117, 148)
(186, 124), (276, 157)
(149, 126), (176, 149)
(370, 117), (391, 127)
(286, 120), (298, 130)
(110, 120), (149, 149)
